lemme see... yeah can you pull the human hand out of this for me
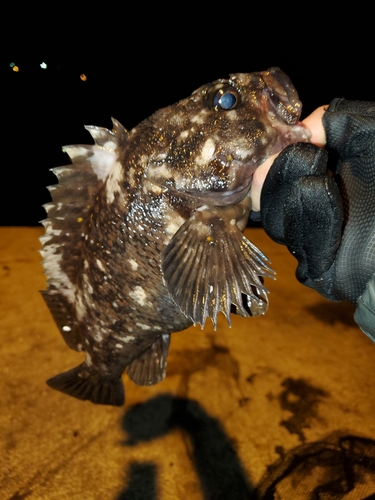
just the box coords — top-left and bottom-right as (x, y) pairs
(250, 105), (328, 212)
(251, 99), (375, 340)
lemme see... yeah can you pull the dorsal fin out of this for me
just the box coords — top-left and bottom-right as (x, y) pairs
(40, 119), (128, 349)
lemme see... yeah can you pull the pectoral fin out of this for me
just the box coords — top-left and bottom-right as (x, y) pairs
(161, 206), (275, 328)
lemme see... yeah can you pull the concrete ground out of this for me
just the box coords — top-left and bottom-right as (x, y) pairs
(1, 227), (374, 500)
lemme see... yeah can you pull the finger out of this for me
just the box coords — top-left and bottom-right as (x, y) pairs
(303, 105), (328, 147)
(250, 106), (329, 212)
(250, 153), (279, 212)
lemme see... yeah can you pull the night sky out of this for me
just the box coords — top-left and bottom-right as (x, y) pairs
(3, 14), (373, 226)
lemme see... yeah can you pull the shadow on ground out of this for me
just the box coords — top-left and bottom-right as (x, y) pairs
(116, 395), (375, 500)
(116, 394), (254, 500)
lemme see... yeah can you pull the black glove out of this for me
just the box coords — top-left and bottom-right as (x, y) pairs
(258, 99), (375, 339)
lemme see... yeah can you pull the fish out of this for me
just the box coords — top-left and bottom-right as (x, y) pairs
(40, 66), (310, 406)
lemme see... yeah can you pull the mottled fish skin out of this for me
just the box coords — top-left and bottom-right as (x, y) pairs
(40, 67), (310, 406)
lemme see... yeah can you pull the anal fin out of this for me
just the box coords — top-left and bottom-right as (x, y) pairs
(41, 289), (82, 350)
(126, 334), (171, 386)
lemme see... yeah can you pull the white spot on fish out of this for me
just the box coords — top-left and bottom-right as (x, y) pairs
(82, 273), (93, 294)
(106, 161), (125, 204)
(169, 113), (184, 126)
(75, 292), (87, 321)
(129, 286), (152, 307)
(195, 138), (215, 166)
(179, 130), (189, 140)
(66, 144), (116, 181)
(96, 259), (106, 272)
(128, 167), (136, 185)
(39, 234), (53, 246)
(201, 138), (215, 161)
(88, 146), (117, 181)
(165, 220), (181, 237)
(128, 259), (138, 271)
(136, 322), (151, 330)
(62, 325), (71, 332)
(151, 152), (167, 163)
(234, 148), (250, 160)
(115, 343), (123, 349)
(104, 140), (117, 150)
(162, 206), (185, 240)
(150, 182), (163, 195)
(124, 335), (135, 342)
(148, 162), (170, 179)
(191, 109), (208, 124)
(85, 352), (92, 366)
(43, 203), (55, 214)
(94, 331), (103, 342)
(39, 241), (75, 303)
(226, 110), (238, 120)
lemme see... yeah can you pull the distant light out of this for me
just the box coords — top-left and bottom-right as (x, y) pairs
(40, 62), (47, 69)
(80, 74), (87, 81)
(10, 62), (19, 72)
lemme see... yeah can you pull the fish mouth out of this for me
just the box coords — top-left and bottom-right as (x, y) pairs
(261, 67), (303, 125)
(181, 182), (252, 206)
(149, 154), (258, 207)
(170, 161), (257, 207)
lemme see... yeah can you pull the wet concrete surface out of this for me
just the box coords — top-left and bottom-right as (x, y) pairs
(1, 227), (374, 499)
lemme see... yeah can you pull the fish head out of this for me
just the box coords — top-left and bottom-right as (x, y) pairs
(147, 67), (310, 206)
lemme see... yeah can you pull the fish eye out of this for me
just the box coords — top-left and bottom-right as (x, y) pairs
(206, 83), (240, 111)
(213, 88), (238, 110)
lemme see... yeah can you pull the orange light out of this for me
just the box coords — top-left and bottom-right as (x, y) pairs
(80, 74), (87, 81)
(12, 66), (19, 72)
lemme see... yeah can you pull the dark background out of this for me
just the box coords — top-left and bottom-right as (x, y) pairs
(2, 12), (373, 226)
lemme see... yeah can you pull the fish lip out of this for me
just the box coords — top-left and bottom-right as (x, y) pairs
(262, 67), (303, 125)
(168, 177), (253, 207)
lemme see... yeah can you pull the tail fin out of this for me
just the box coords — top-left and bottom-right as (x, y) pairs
(46, 364), (125, 406)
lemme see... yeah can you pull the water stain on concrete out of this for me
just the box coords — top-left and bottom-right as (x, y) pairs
(278, 377), (329, 442)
